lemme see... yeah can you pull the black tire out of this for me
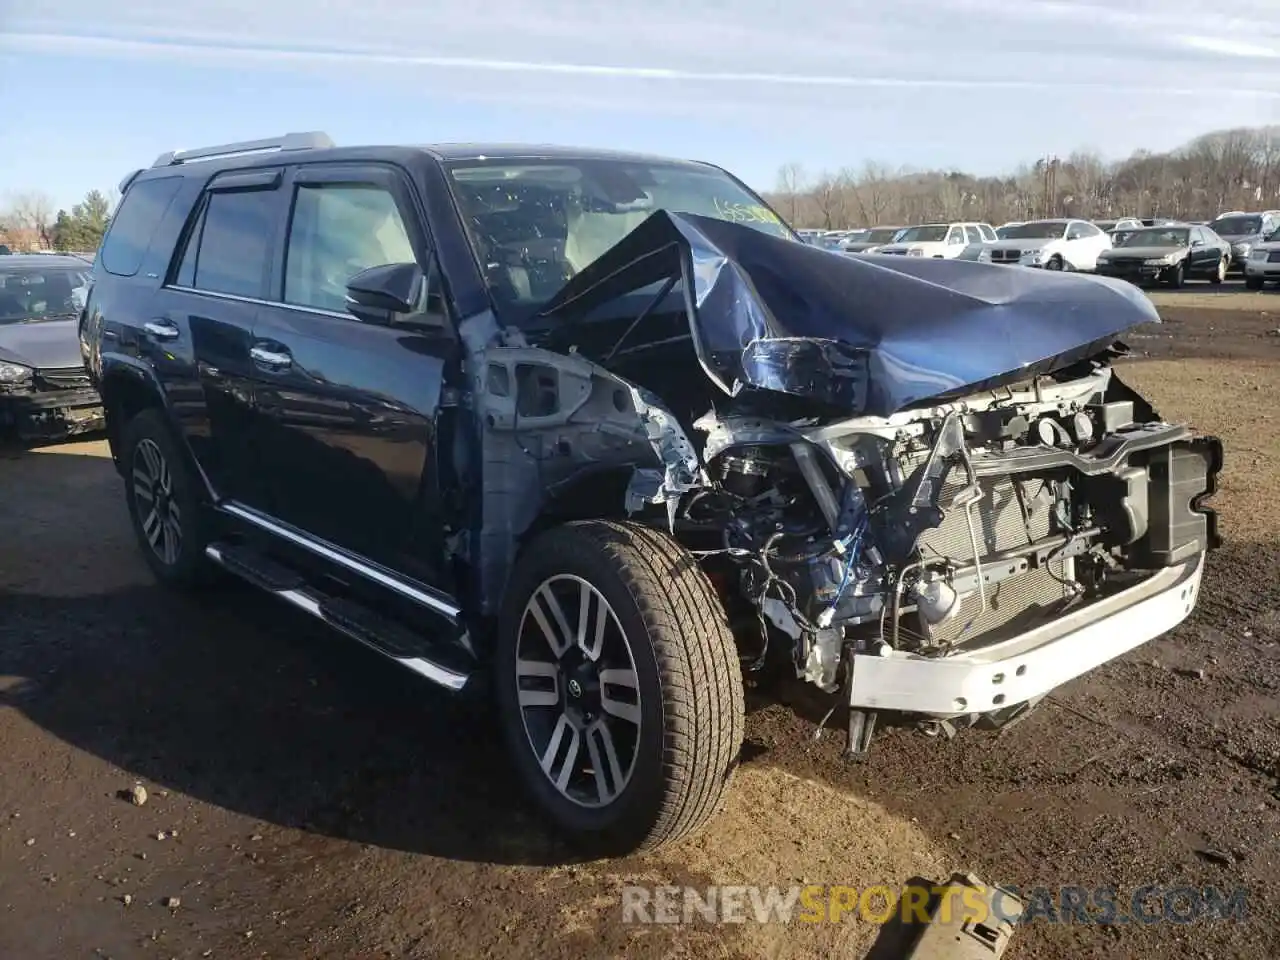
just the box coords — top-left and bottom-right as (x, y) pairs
(121, 408), (215, 587)
(1045, 255), (1064, 271)
(495, 519), (744, 854)
(1209, 257), (1227, 285)
(1245, 275), (1264, 291)
(1165, 262), (1185, 288)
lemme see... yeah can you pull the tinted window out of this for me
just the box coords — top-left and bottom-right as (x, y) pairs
(283, 183), (415, 313)
(186, 189), (277, 298)
(1210, 215), (1262, 235)
(1002, 221), (1067, 240)
(99, 176), (183, 277)
(979, 224), (997, 242)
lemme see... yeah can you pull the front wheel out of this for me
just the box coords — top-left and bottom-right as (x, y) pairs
(1245, 275), (1264, 290)
(496, 520), (745, 854)
(1045, 255), (1064, 271)
(1165, 262), (1185, 288)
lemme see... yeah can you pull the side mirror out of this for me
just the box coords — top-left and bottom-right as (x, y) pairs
(1190, 239), (1205, 247)
(345, 262), (424, 325)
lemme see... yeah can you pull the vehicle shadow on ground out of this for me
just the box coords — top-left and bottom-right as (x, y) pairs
(0, 575), (613, 867)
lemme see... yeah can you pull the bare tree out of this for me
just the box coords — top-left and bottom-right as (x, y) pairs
(812, 171), (851, 229)
(3, 190), (56, 249)
(774, 163), (808, 226)
(847, 162), (896, 226)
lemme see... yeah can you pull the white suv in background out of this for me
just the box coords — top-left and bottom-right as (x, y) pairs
(979, 218), (1112, 271)
(868, 222), (997, 258)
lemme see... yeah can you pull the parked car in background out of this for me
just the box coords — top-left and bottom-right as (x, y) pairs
(1095, 223), (1230, 287)
(995, 222), (1024, 239)
(0, 253), (103, 442)
(1092, 217), (1144, 236)
(979, 218), (1112, 271)
(842, 225), (905, 252)
(1243, 225), (1280, 289)
(868, 221), (997, 258)
(1206, 211), (1280, 274)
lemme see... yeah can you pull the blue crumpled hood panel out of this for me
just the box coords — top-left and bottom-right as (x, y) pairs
(536, 211), (1159, 417)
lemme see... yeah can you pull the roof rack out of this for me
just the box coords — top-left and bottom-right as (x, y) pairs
(151, 131), (335, 168)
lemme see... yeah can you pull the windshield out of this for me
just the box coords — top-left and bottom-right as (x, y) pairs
(865, 227), (902, 243)
(445, 158), (792, 312)
(0, 265), (90, 324)
(1001, 221), (1068, 240)
(1117, 228), (1189, 248)
(1210, 215), (1261, 236)
(895, 225), (950, 243)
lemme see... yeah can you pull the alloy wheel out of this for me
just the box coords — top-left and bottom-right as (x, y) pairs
(515, 574), (641, 808)
(132, 438), (182, 566)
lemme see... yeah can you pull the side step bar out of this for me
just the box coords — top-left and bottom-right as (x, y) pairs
(205, 543), (471, 693)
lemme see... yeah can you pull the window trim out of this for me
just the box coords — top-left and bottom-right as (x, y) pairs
(163, 167), (285, 300)
(278, 172), (421, 316)
(270, 163), (442, 312)
(99, 174), (185, 278)
(161, 162), (453, 330)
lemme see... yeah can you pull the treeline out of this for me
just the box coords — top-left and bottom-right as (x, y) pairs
(0, 189), (114, 254)
(763, 125), (1280, 230)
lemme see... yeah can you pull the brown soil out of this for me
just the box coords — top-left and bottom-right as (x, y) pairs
(2, 296), (1278, 959)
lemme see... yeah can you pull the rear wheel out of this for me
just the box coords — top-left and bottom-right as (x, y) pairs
(121, 409), (215, 586)
(496, 520), (744, 854)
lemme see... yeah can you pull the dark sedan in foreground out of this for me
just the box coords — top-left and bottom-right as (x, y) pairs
(0, 254), (104, 442)
(1094, 223), (1230, 287)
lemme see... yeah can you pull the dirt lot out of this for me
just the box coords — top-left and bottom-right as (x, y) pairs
(2, 293), (1279, 960)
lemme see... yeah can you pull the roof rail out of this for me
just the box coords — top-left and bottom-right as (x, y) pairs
(151, 131), (335, 168)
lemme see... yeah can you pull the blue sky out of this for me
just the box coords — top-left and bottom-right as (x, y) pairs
(3, 0), (1280, 212)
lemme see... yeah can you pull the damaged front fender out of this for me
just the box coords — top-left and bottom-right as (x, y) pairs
(462, 339), (705, 615)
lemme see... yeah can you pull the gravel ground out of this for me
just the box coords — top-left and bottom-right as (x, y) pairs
(1, 297), (1278, 960)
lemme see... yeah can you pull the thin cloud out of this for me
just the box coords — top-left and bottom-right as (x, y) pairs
(3, 31), (1280, 100)
(1180, 35), (1280, 59)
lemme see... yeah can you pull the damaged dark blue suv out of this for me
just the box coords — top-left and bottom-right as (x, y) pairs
(81, 132), (1222, 854)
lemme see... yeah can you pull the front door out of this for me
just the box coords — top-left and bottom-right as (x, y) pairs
(249, 163), (459, 589)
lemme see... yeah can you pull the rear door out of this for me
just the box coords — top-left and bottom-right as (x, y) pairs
(151, 167), (286, 506)
(248, 162), (458, 587)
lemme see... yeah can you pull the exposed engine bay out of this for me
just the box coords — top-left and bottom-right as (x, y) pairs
(678, 364), (1218, 710)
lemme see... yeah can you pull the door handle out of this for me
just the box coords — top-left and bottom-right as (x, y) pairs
(250, 345), (292, 370)
(143, 319), (180, 341)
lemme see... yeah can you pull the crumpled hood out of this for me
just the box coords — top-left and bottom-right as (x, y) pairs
(535, 211), (1159, 418)
(0, 319), (83, 369)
